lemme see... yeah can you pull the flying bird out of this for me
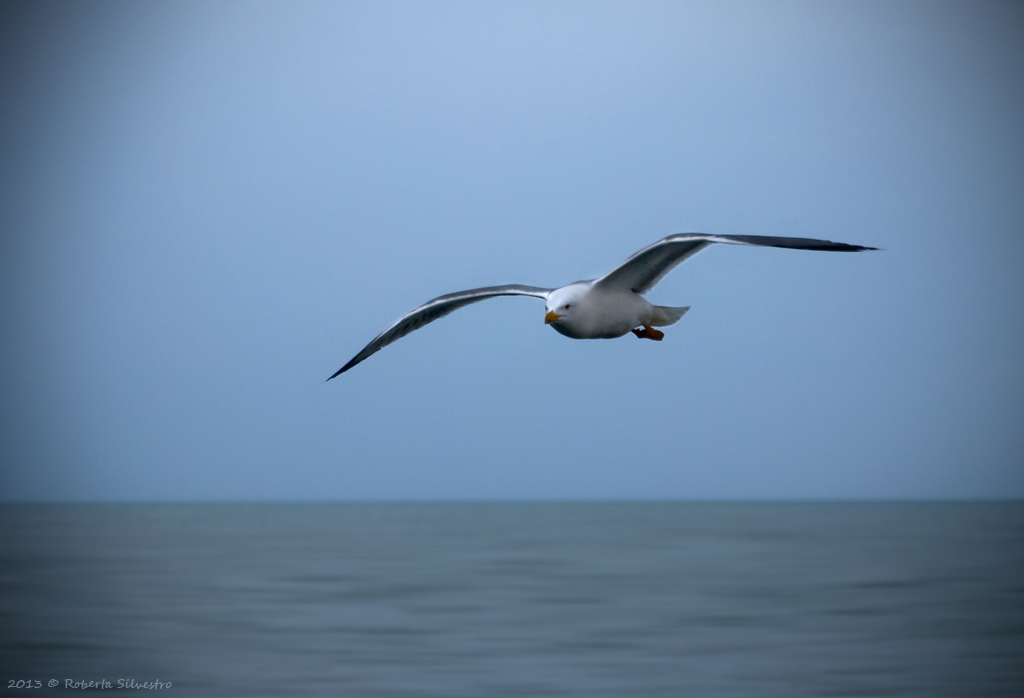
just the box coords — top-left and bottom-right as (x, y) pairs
(328, 233), (876, 379)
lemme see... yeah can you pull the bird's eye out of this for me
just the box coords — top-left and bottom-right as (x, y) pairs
(564, 304), (571, 309)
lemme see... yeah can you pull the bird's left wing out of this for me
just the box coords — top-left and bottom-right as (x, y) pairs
(328, 285), (552, 379)
(594, 233), (877, 295)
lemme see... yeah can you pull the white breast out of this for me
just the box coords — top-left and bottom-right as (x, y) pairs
(556, 285), (652, 339)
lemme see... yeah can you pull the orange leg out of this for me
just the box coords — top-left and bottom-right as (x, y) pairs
(631, 322), (664, 341)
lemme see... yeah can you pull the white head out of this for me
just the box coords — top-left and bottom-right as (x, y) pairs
(544, 283), (590, 337)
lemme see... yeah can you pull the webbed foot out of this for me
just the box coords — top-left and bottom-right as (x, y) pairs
(631, 323), (664, 341)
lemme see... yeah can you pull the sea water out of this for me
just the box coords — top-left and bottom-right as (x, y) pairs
(1, 502), (1022, 696)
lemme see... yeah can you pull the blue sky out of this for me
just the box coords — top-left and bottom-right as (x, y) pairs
(1, 1), (1022, 501)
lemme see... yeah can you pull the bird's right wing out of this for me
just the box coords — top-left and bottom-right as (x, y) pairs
(594, 233), (877, 295)
(328, 285), (553, 379)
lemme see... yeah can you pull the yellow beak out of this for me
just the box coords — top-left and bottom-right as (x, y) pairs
(545, 310), (560, 324)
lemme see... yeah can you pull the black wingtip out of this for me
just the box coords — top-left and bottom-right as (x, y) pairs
(326, 357), (361, 381)
(795, 240), (880, 252)
(819, 239), (880, 252)
(720, 235), (880, 252)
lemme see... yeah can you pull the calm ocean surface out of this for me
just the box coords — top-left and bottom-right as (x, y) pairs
(1, 502), (1022, 697)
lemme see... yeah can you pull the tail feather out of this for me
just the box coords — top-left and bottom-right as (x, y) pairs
(651, 305), (690, 327)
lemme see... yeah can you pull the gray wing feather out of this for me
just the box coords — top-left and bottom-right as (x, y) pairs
(328, 284), (552, 379)
(595, 233), (877, 295)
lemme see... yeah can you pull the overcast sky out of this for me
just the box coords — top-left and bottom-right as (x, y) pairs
(1, 0), (1022, 501)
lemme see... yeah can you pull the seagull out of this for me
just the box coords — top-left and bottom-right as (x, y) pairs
(328, 233), (876, 379)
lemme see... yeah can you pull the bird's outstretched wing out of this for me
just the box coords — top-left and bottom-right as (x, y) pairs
(329, 285), (552, 379)
(594, 233), (877, 295)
